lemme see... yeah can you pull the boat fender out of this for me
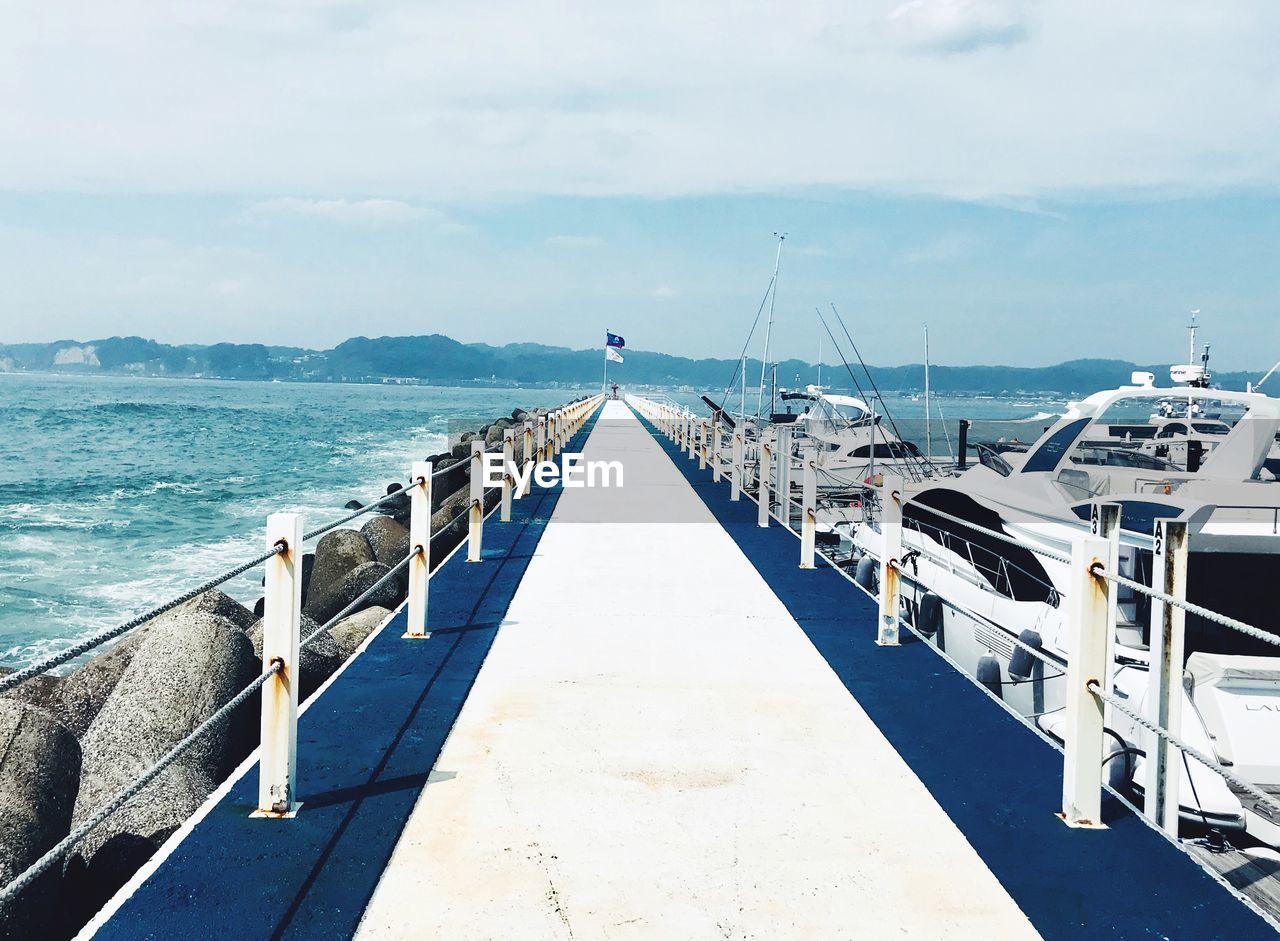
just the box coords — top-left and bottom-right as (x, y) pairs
(854, 555), (878, 593)
(1008, 629), (1043, 681)
(977, 654), (1003, 700)
(916, 592), (943, 638)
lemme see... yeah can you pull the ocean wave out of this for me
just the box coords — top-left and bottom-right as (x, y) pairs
(0, 503), (131, 532)
(0, 388), (523, 667)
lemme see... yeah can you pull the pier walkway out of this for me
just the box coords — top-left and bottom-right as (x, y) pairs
(355, 401), (1037, 939)
(87, 400), (1277, 940)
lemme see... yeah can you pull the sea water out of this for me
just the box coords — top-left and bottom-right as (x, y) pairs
(0, 374), (1065, 670)
(0, 373), (583, 669)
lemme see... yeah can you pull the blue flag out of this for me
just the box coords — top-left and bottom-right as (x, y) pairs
(606, 332), (625, 349)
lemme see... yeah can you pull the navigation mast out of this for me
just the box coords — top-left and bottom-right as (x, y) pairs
(757, 233), (785, 417)
(924, 323), (932, 464)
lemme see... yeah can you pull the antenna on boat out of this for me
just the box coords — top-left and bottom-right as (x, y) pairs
(1254, 358), (1280, 393)
(1188, 309), (1200, 367)
(757, 233), (785, 418)
(829, 303), (925, 477)
(717, 270), (777, 413)
(814, 305), (927, 482)
(924, 323), (932, 464)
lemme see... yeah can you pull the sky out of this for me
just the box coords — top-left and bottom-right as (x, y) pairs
(1, 0), (1279, 369)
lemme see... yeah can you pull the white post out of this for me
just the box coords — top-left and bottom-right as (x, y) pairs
(537, 415), (547, 463)
(776, 424), (793, 523)
(699, 421), (708, 470)
(468, 441), (484, 562)
(522, 420), (534, 496)
(731, 428), (743, 501)
(501, 429), (514, 522)
(710, 416), (721, 482)
(1061, 533), (1110, 828)
(758, 440), (772, 528)
(686, 414), (695, 457)
(1092, 503), (1123, 697)
(800, 453), (817, 568)
(404, 463), (431, 639)
(1145, 519), (1188, 835)
(257, 511), (303, 817)
(877, 474), (905, 645)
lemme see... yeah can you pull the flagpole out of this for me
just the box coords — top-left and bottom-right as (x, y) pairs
(603, 329), (609, 393)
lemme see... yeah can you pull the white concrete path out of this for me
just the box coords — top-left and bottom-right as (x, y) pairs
(356, 401), (1040, 940)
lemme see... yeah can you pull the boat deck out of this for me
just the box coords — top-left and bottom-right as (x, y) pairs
(85, 401), (1277, 940)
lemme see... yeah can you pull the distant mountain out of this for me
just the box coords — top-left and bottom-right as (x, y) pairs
(0, 334), (1261, 394)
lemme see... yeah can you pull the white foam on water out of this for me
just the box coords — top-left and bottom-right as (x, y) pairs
(0, 423), (454, 670)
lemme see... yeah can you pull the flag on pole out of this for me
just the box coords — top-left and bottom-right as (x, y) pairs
(606, 331), (625, 348)
(605, 347), (624, 364)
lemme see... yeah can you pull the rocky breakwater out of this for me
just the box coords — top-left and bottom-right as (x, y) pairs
(0, 399), (585, 939)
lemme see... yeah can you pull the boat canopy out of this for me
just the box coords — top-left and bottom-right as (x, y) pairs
(1020, 385), (1280, 480)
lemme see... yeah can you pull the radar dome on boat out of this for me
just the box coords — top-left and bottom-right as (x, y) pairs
(1130, 371), (1156, 388)
(1170, 363), (1209, 386)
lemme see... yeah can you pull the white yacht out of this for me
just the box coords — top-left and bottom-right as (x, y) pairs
(753, 385), (931, 488)
(853, 373), (1280, 846)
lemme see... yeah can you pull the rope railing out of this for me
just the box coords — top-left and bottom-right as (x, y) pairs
(0, 480), (415, 696)
(0, 545), (286, 696)
(894, 493), (1276, 648)
(301, 548), (419, 649)
(0, 662), (280, 905)
(814, 464), (879, 493)
(1092, 565), (1280, 650)
(301, 483), (414, 542)
(1088, 679), (1280, 822)
(431, 504), (473, 542)
(0, 392), (606, 911)
(634, 392), (1280, 843)
(0, 427), (553, 695)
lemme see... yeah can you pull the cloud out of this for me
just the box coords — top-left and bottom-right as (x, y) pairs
(653, 286), (678, 299)
(544, 234), (606, 248)
(245, 197), (434, 225)
(0, 2), (1278, 202)
(888, 0), (1030, 53)
(898, 231), (976, 264)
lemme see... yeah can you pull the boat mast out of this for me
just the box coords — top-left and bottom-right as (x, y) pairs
(868, 400), (876, 482)
(740, 356), (747, 421)
(817, 337), (823, 390)
(1188, 309), (1199, 367)
(1188, 308), (1199, 408)
(757, 233), (785, 417)
(924, 323), (932, 465)
(1254, 358), (1280, 393)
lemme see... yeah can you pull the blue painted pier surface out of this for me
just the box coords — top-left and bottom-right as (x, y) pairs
(84, 400), (1277, 940)
(633, 406), (1278, 941)
(84, 407), (604, 941)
